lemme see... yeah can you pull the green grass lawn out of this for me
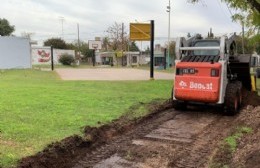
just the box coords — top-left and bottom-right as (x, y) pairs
(137, 65), (175, 73)
(0, 69), (172, 167)
(33, 64), (175, 73)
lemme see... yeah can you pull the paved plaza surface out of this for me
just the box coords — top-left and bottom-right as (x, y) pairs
(55, 68), (173, 81)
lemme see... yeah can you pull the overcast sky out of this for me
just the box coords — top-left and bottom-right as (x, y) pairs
(0, 0), (242, 47)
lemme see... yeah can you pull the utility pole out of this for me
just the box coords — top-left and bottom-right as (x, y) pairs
(122, 23), (124, 51)
(242, 21), (245, 55)
(166, 0), (171, 68)
(122, 23), (124, 66)
(59, 16), (65, 39)
(77, 23), (80, 52)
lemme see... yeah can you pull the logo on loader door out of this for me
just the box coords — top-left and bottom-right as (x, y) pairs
(190, 82), (213, 90)
(178, 81), (213, 90)
(179, 81), (187, 88)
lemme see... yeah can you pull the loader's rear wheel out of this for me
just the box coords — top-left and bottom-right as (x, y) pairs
(224, 83), (240, 116)
(171, 89), (187, 110)
(172, 100), (187, 110)
(235, 81), (243, 107)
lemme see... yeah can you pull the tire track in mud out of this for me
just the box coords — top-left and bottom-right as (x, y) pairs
(74, 107), (233, 168)
(169, 115), (233, 168)
(79, 93), (260, 168)
(72, 109), (181, 168)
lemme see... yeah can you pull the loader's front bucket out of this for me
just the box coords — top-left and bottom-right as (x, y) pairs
(229, 55), (251, 91)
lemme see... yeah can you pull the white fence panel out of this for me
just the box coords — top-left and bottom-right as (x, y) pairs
(32, 47), (75, 65)
(0, 37), (31, 69)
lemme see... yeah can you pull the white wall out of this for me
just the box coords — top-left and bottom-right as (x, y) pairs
(0, 37), (31, 69)
(32, 47), (75, 65)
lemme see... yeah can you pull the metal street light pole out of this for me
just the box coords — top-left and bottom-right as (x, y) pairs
(59, 16), (65, 39)
(166, 0), (171, 68)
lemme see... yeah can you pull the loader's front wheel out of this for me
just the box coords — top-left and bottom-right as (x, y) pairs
(224, 83), (240, 116)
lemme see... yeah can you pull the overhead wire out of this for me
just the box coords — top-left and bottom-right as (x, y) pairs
(215, 0), (240, 31)
(224, 2), (242, 29)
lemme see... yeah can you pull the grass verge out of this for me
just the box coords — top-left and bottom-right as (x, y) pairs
(0, 69), (172, 167)
(209, 126), (253, 168)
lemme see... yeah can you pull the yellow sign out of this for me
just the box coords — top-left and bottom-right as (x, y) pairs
(116, 51), (123, 57)
(130, 23), (151, 41)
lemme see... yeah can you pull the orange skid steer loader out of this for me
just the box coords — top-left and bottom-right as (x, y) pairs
(172, 34), (252, 115)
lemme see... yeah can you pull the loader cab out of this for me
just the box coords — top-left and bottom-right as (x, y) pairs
(192, 40), (220, 56)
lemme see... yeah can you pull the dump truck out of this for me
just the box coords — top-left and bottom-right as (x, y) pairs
(171, 34), (254, 115)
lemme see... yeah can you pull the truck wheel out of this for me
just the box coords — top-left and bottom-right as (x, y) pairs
(256, 68), (260, 78)
(224, 83), (240, 115)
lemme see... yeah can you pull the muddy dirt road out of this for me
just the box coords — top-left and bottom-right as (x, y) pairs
(19, 93), (260, 168)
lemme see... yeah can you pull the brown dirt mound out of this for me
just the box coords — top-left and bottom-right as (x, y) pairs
(18, 135), (90, 168)
(209, 106), (260, 168)
(242, 89), (260, 107)
(18, 100), (172, 168)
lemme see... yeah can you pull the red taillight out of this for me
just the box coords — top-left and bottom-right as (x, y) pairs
(211, 69), (219, 77)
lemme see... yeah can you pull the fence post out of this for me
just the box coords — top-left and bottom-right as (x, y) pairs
(51, 46), (54, 71)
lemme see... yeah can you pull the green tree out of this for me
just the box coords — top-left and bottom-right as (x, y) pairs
(189, 0), (259, 53)
(0, 18), (15, 36)
(236, 36), (255, 54)
(102, 36), (110, 51)
(105, 22), (128, 51)
(67, 40), (93, 62)
(165, 41), (176, 60)
(44, 38), (67, 49)
(128, 41), (140, 51)
(189, 0), (260, 28)
(189, 0), (260, 12)
(249, 34), (260, 54)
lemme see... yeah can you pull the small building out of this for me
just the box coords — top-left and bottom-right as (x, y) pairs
(154, 44), (165, 66)
(142, 44), (168, 67)
(96, 51), (145, 67)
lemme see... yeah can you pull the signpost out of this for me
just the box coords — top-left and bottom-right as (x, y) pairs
(130, 23), (151, 41)
(130, 21), (154, 79)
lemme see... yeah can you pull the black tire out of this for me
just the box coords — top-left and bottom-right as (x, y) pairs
(224, 83), (240, 115)
(256, 68), (260, 78)
(235, 81), (243, 107)
(172, 100), (187, 110)
(171, 89), (187, 110)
